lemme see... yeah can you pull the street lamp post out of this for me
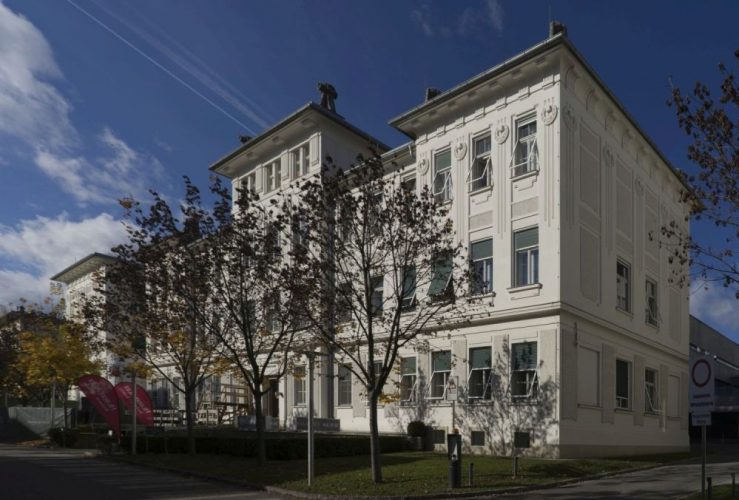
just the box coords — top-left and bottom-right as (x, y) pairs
(307, 352), (315, 486)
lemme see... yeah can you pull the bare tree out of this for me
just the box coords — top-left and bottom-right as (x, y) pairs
(666, 52), (738, 297)
(85, 178), (227, 454)
(296, 154), (466, 483)
(204, 181), (309, 465)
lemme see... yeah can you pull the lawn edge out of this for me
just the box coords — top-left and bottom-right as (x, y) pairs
(102, 454), (688, 500)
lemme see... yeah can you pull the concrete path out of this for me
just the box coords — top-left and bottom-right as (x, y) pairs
(495, 460), (739, 499)
(0, 444), (287, 500)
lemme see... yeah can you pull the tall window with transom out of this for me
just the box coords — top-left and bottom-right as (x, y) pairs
(513, 118), (538, 177)
(470, 135), (492, 191)
(433, 150), (452, 203)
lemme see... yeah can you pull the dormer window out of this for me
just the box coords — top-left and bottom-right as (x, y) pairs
(291, 144), (310, 179)
(264, 160), (281, 193)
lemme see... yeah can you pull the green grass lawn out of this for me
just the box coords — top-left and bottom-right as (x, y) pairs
(685, 483), (737, 500)
(124, 451), (693, 497)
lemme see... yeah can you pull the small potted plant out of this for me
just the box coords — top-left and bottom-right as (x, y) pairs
(407, 421), (426, 451)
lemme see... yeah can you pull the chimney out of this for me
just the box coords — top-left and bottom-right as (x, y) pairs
(317, 82), (338, 113)
(425, 87), (441, 102)
(549, 20), (567, 38)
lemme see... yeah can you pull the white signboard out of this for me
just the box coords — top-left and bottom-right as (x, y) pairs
(692, 413), (712, 427)
(689, 356), (715, 414)
(446, 376), (459, 401)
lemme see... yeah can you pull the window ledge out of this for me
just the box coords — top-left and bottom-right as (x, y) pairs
(469, 185), (493, 196)
(616, 307), (634, 318)
(511, 169), (539, 182)
(645, 320), (660, 330)
(577, 404), (602, 410)
(615, 408), (633, 414)
(507, 283), (542, 299)
(469, 291), (496, 302)
(644, 411), (662, 418)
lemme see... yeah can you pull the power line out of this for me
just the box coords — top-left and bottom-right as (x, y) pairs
(66, 0), (258, 135)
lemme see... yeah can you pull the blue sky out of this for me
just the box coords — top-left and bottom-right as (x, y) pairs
(0, 0), (736, 339)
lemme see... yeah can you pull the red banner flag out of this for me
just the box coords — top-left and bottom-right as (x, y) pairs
(77, 375), (121, 438)
(114, 382), (154, 427)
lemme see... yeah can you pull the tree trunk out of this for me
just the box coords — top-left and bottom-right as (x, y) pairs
(253, 387), (266, 465)
(184, 388), (196, 455)
(369, 391), (383, 483)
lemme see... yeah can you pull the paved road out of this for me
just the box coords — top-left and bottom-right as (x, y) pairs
(0, 444), (285, 500)
(495, 460), (739, 499)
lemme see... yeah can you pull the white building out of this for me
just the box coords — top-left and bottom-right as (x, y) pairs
(210, 26), (691, 458)
(51, 253), (251, 426)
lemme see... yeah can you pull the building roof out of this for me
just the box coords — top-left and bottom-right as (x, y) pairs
(209, 102), (391, 175)
(389, 32), (691, 193)
(50, 252), (117, 284)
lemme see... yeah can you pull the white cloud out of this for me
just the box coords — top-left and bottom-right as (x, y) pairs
(0, 212), (126, 306)
(0, 3), (166, 207)
(690, 281), (739, 332)
(35, 127), (165, 205)
(412, 1), (504, 39)
(0, 1), (77, 150)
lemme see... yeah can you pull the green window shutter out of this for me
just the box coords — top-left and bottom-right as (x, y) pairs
(435, 150), (451, 172)
(512, 342), (537, 370)
(469, 347), (491, 369)
(402, 266), (417, 299)
(429, 255), (453, 296)
(432, 351), (451, 372)
(514, 227), (539, 250)
(401, 357), (416, 375)
(471, 239), (493, 260)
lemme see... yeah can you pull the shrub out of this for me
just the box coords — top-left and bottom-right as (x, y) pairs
(407, 421), (427, 437)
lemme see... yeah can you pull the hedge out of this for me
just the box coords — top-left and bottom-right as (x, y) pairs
(122, 434), (408, 459)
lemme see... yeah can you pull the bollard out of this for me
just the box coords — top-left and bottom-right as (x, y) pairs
(512, 455), (518, 479)
(468, 462), (474, 487)
(449, 460), (461, 489)
(707, 476), (712, 500)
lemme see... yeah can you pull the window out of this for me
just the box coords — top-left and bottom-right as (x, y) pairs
(400, 357), (417, 403)
(401, 175), (416, 196)
(470, 238), (493, 295)
(617, 260), (631, 312)
(511, 342), (538, 399)
(430, 351), (451, 399)
(291, 144), (310, 178)
(291, 214), (307, 252)
(513, 227), (539, 287)
(429, 253), (453, 301)
(470, 430), (486, 447)
(401, 266), (417, 310)
(645, 278), (659, 326)
(645, 368), (660, 414)
(241, 172), (257, 195)
(266, 302), (281, 333)
(336, 282), (352, 323)
(432, 428), (446, 445)
(468, 346), (492, 400)
(264, 160), (281, 192)
(470, 135), (492, 191)
(616, 359), (631, 410)
(371, 275), (384, 317)
(433, 150), (453, 203)
(513, 117), (538, 177)
(294, 366), (306, 406)
(338, 365), (352, 406)
(266, 223), (281, 258)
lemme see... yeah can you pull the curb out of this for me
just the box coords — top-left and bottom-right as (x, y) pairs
(101, 454), (688, 500)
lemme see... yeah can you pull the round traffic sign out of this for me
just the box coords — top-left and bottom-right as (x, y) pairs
(691, 358), (712, 388)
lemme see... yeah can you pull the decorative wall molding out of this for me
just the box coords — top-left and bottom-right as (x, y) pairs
(494, 123), (509, 144)
(418, 155), (429, 175)
(602, 144), (614, 168)
(634, 177), (644, 196)
(563, 104), (576, 130)
(541, 103), (558, 126)
(454, 139), (468, 160)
